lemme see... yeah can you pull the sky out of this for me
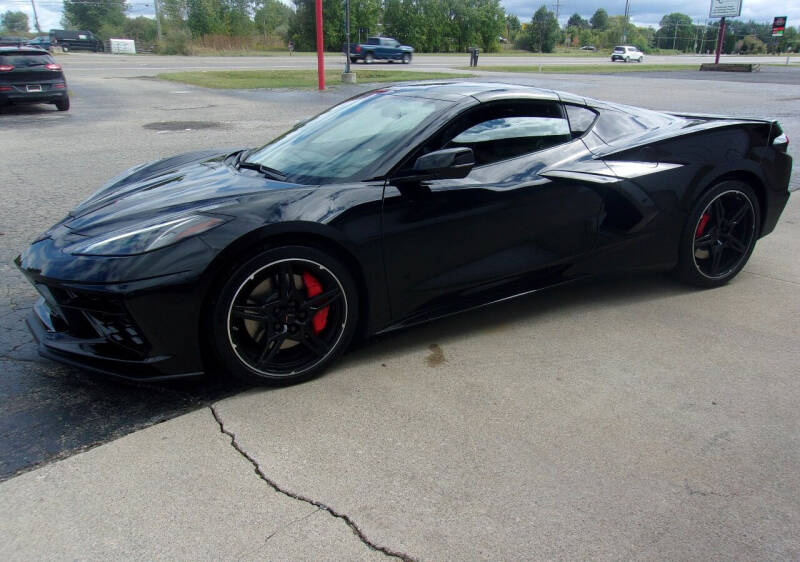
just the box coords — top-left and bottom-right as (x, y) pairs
(1, 0), (797, 36)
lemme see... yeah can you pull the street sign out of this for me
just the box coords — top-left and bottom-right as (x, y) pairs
(709, 0), (742, 18)
(772, 16), (787, 37)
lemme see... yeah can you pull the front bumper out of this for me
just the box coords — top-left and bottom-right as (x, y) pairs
(15, 235), (214, 381)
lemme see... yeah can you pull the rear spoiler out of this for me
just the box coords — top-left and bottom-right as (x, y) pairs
(666, 111), (771, 124)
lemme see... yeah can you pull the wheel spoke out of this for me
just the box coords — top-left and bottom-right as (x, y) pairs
(300, 330), (329, 356)
(231, 305), (270, 323)
(725, 235), (748, 254)
(256, 331), (287, 366)
(304, 287), (341, 311)
(710, 244), (723, 275)
(729, 201), (749, 226)
(276, 263), (296, 302)
(694, 233), (716, 249)
(712, 198), (726, 225)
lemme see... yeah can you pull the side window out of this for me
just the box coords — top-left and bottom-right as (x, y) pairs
(441, 102), (571, 167)
(565, 105), (598, 138)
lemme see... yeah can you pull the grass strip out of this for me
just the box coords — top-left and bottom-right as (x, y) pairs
(157, 69), (470, 89)
(459, 64), (699, 74)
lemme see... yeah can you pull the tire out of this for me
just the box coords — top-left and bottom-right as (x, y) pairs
(54, 96), (70, 111)
(365, 52), (374, 64)
(625, 56), (630, 63)
(61, 45), (69, 52)
(638, 56), (643, 63)
(210, 245), (359, 385)
(350, 57), (357, 64)
(402, 53), (411, 64)
(675, 180), (760, 288)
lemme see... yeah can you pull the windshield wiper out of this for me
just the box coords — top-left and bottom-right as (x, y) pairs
(237, 160), (288, 182)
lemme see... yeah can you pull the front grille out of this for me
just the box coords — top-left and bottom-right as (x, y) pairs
(36, 284), (150, 358)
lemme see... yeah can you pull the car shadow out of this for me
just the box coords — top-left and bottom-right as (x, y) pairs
(344, 271), (693, 367)
(0, 103), (62, 116)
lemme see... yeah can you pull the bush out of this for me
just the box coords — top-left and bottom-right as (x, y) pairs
(157, 29), (193, 55)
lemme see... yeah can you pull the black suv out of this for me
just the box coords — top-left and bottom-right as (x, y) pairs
(50, 29), (104, 52)
(0, 47), (69, 111)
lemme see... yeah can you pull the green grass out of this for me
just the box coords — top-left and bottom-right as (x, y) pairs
(158, 69), (469, 89)
(458, 63), (699, 74)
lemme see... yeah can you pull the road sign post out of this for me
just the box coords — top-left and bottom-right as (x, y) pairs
(709, 0), (742, 65)
(316, 0), (325, 90)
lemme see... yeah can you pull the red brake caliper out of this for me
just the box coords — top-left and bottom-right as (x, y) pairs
(695, 213), (710, 238)
(302, 271), (329, 335)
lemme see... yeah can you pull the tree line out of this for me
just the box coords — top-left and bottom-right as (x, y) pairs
(3, 2), (797, 55)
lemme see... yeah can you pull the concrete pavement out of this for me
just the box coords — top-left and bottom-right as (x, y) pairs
(1, 58), (798, 559)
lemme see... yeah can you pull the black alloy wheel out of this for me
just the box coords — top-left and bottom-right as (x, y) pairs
(211, 246), (358, 385)
(676, 181), (760, 287)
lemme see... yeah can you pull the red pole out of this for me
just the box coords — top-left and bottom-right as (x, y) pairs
(714, 16), (726, 65)
(315, 0), (325, 90)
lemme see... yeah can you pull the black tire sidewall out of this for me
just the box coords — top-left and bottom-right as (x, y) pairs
(676, 180), (760, 288)
(210, 245), (359, 385)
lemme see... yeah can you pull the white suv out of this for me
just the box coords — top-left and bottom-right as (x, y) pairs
(611, 45), (644, 63)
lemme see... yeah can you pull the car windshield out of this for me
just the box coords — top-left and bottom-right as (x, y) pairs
(0, 53), (54, 66)
(244, 92), (447, 184)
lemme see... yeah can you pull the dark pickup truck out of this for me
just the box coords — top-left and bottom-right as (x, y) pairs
(349, 37), (413, 64)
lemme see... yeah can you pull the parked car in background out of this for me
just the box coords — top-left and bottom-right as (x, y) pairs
(350, 37), (413, 64)
(0, 37), (29, 47)
(579, 45), (596, 51)
(50, 29), (104, 52)
(28, 36), (52, 51)
(611, 45), (644, 62)
(0, 46), (69, 111)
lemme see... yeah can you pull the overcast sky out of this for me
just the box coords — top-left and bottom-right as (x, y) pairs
(1, 0), (796, 36)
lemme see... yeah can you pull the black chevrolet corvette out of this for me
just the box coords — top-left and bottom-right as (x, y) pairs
(16, 82), (792, 384)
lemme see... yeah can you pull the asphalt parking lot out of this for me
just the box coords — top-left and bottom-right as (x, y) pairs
(1, 57), (798, 558)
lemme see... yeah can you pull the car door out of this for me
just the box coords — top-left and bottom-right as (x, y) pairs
(381, 100), (608, 323)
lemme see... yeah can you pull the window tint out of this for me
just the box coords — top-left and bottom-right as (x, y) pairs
(442, 102), (571, 166)
(565, 105), (598, 137)
(0, 53), (55, 66)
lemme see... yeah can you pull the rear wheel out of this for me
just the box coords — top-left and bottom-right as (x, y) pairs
(675, 181), (760, 288)
(54, 96), (70, 111)
(211, 245), (359, 385)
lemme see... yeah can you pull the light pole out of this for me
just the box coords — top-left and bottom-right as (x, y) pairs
(344, 0), (351, 74)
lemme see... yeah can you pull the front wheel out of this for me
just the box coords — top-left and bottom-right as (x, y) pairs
(365, 52), (374, 64)
(402, 53), (411, 64)
(210, 245), (359, 385)
(675, 181), (760, 288)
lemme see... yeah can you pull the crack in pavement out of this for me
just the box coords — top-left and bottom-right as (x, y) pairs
(209, 404), (416, 562)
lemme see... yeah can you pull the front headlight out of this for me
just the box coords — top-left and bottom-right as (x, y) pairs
(66, 213), (230, 256)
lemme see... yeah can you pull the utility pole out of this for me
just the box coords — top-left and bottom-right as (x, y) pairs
(153, 0), (162, 42)
(672, 14), (679, 51)
(622, 0), (630, 43)
(344, 0), (351, 74)
(714, 16), (726, 64)
(30, 0), (42, 33)
(551, 0), (561, 22)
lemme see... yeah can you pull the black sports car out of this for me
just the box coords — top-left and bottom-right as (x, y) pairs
(16, 82), (792, 384)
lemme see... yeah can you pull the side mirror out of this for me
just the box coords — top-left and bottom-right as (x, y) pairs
(395, 147), (475, 183)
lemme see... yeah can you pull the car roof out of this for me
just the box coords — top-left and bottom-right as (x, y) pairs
(382, 82), (564, 103)
(0, 46), (50, 54)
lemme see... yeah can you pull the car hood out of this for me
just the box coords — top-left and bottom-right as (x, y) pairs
(64, 149), (304, 234)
